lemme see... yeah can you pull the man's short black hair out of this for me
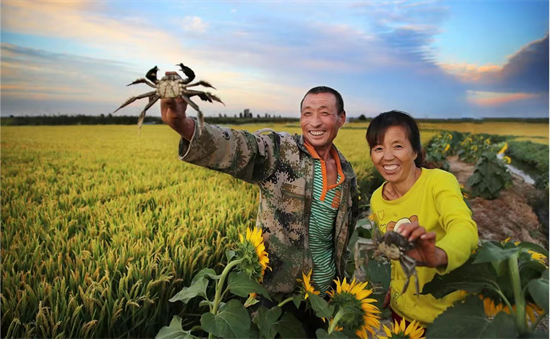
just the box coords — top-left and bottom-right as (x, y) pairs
(300, 86), (345, 115)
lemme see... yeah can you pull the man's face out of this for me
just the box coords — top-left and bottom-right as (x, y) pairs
(300, 93), (345, 149)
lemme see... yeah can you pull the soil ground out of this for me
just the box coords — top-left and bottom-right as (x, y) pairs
(447, 155), (548, 248)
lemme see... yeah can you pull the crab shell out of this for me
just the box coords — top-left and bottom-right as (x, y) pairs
(378, 231), (414, 260)
(157, 72), (185, 98)
(378, 241), (401, 260)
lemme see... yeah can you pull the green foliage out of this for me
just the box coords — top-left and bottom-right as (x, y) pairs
(201, 300), (251, 338)
(506, 141), (549, 188)
(468, 152), (512, 199)
(423, 240), (549, 337)
(227, 272), (270, 300)
(428, 295), (518, 338)
(156, 316), (199, 339)
(425, 132), (453, 170)
(457, 134), (493, 163)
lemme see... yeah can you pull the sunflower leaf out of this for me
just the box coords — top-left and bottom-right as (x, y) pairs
(253, 306), (281, 339)
(227, 272), (271, 300)
(527, 278), (549, 313)
(156, 316), (199, 339)
(473, 242), (519, 264)
(315, 328), (349, 338)
(427, 295), (517, 338)
(200, 299), (250, 339)
(422, 259), (496, 298)
(169, 277), (208, 304)
(278, 312), (307, 339)
(226, 250), (236, 262)
(308, 293), (335, 320)
(192, 268), (220, 284)
(292, 294), (303, 309)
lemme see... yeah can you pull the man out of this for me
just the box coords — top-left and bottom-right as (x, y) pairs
(161, 86), (358, 298)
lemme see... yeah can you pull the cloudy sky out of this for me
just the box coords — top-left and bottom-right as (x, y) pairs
(1, 0), (548, 118)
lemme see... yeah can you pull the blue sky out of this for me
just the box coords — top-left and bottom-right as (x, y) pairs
(1, 0), (548, 118)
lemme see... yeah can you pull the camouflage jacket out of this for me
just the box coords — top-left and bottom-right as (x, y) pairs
(179, 121), (359, 295)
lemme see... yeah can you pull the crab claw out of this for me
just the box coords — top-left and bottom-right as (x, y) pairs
(176, 63), (196, 84)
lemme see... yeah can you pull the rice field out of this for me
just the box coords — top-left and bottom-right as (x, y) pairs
(0, 121), (546, 338)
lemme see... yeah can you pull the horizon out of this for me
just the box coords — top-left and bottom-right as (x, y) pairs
(1, 1), (549, 119)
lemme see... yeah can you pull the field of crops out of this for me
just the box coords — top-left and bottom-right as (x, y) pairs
(1, 122), (547, 338)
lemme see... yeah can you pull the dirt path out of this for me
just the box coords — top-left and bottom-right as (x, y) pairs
(447, 156), (547, 247)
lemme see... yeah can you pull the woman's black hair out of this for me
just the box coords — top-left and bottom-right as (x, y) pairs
(366, 110), (425, 167)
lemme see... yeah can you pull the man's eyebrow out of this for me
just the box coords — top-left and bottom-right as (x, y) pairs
(301, 105), (330, 110)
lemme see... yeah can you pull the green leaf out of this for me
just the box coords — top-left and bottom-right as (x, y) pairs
(427, 295), (517, 338)
(192, 268), (220, 284)
(528, 278), (549, 313)
(199, 300), (214, 308)
(200, 299), (250, 339)
(278, 312), (307, 339)
(520, 331), (550, 338)
(518, 242), (549, 257)
(422, 259), (496, 298)
(315, 328), (349, 338)
(308, 293), (335, 320)
(367, 257), (391, 291)
(170, 278), (208, 304)
(249, 322), (260, 339)
(226, 250), (236, 263)
(473, 242), (518, 264)
(244, 294), (260, 308)
(227, 272), (271, 300)
(491, 259), (509, 277)
(292, 294), (303, 309)
(253, 306), (281, 339)
(156, 316), (198, 339)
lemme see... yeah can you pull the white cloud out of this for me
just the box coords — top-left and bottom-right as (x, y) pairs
(183, 16), (209, 33)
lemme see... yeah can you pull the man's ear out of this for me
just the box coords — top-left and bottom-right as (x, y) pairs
(339, 111), (346, 127)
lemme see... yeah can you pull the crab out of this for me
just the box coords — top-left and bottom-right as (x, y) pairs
(114, 63), (224, 134)
(354, 228), (420, 296)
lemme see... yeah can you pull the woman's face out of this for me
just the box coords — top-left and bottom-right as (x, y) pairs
(370, 125), (418, 184)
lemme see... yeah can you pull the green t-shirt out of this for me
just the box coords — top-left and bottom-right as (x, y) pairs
(309, 159), (342, 294)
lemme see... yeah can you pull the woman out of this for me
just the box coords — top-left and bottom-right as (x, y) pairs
(366, 110), (478, 327)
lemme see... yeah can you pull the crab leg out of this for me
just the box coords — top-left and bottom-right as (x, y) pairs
(114, 91), (157, 113)
(180, 95), (204, 136)
(184, 90), (224, 105)
(400, 255), (418, 295)
(137, 95), (159, 133)
(186, 80), (216, 89)
(127, 78), (157, 89)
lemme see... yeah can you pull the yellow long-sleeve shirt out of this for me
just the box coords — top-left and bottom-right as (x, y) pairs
(370, 168), (478, 326)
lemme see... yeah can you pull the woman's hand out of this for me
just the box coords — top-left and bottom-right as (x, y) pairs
(395, 222), (448, 268)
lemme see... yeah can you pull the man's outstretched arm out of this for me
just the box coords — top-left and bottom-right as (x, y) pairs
(160, 97), (195, 141)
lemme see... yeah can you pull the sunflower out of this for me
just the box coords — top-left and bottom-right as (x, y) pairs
(236, 227), (270, 282)
(444, 144), (450, 152)
(528, 250), (547, 265)
(296, 270), (320, 299)
(502, 156), (512, 164)
(479, 295), (544, 323)
(497, 142), (508, 155)
(326, 277), (381, 339)
(501, 238), (547, 266)
(380, 318), (425, 339)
